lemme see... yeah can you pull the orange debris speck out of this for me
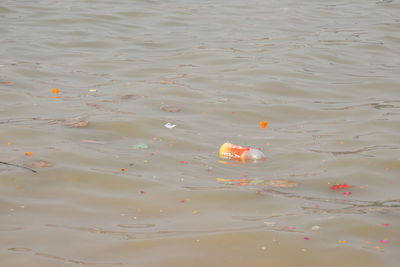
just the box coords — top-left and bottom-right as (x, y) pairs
(2, 81), (16, 86)
(52, 88), (60, 94)
(25, 152), (33, 156)
(120, 168), (126, 172)
(260, 121), (268, 129)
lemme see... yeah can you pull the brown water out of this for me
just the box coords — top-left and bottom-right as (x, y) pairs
(1, 0), (400, 266)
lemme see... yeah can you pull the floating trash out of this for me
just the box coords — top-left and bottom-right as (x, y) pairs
(260, 121), (268, 129)
(132, 143), (149, 150)
(219, 142), (266, 162)
(164, 122), (176, 129)
(160, 105), (181, 112)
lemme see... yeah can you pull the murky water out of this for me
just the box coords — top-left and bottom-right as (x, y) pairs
(1, 0), (399, 266)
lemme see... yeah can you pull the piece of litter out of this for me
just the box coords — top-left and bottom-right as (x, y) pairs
(219, 142), (266, 162)
(81, 139), (107, 144)
(24, 152), (33, 156)
(249, 178), (264, 185)
(260, 121), (268, 129)
(132, 143), (149, 150)
(265, 179), (298, 188)
(89, 89), (97, 92)
(311, 225), (320, 231)
(52, 88), (60, 94)
(303, 237), (310, 240)
(2, 81), (16, 86)
(382, 223), (390, 226)
(160, 105), (181, 112)
(164, 122), (176, 129)
(343, 191), (352, 196)
(380, 239), (388, 244)
(24, 160), (51, 168)
(330, 184), (350, 190)
(159, 79), (175, 85)
(59, 117), (89, 128)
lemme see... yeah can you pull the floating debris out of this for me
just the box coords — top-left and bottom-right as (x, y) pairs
(260, 121), (268, 129)
(58, 116), (89, 128)
(330, 184), (351, 190)
(160, 105), (181, 113)
(120, 94), (147, 100)
(81, 139), (107, 144)
(219, 142), (266, 162)
(0, 161), (37, 173)
(164, 122), (176, 129)
(2, 80), (16, 86)
(216, 178), (298, 188)
(132, 143), (149, 150)
(24, 160), (51, 169)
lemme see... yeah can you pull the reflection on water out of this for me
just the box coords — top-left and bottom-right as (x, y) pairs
(1, 0), (400, 266)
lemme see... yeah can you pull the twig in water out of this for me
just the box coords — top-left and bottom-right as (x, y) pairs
(0, 161), (37, 173)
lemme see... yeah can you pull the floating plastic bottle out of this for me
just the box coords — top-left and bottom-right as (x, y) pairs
(219, 142), (266, 162)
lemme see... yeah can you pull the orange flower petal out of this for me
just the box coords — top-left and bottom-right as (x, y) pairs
(2, 81), (16, 86)
(25, 152), (33, 156)
(260, 121), (268, 129)
(52, 88), (60, 94)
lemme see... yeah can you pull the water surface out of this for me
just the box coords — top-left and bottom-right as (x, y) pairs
(1, 0), (399, 266)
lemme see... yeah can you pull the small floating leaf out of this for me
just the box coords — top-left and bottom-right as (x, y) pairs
(132, 143), (149, 150)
